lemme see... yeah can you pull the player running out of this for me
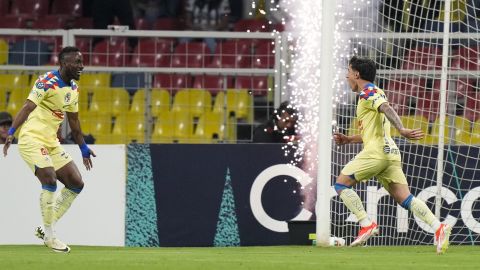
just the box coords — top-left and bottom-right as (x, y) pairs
(3, 46), (95, 253)
(334, 56), (451, 254)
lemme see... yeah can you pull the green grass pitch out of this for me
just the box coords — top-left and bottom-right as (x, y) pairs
(0, 245), (479, 270)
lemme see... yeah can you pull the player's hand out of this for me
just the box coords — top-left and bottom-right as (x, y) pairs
(82, 148), (96, 171)
(399, 128), (424, 140)
(3, 135), (14, 157)
(333, 132), (350, 145)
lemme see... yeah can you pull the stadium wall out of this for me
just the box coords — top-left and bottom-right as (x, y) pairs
(0, 145), (126, 246)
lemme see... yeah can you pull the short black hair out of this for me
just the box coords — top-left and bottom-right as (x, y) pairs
(349, 56), (376, 83)
(273, 101), (298, 120)
(58, 46), (80, 64)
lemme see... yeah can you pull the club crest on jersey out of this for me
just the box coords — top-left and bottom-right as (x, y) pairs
(36, 82), (45, 89)
(64, 92), (71, 103)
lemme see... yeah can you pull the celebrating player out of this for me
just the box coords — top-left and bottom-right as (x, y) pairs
(333, 56), (451, 254)
(3, 46), (95, 253)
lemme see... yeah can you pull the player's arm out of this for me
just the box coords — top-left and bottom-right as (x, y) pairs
(378, 102), (423, 140)
(3, 100), (36, 156)
(333, 133), (363, 145)
(66, 111), (96, 170)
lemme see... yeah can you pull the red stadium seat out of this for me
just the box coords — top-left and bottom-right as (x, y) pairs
(451, 46), (479, 70)
(208, 40), (252, 68)
(153, 18), (179, 30)
(234, 19), (269, 32)
(0, 1), (9, 15)
(50, 0), (82, 17)
(135, 17), (150, 30)
(463, 92), (480, 122)
(192, 75), (234, 95)
(32, 15), (68, 30)
(71, 17), (93, 29)
(172, 42), (210, 68)
(91, 38), (131, 67)
(10, 0), (49, 17)
(402, 47), (442, 70)
(456, 78), (476, 95)
(271, 23), (285, 32)
(130, 39), (173, 67)
(417, 90), (440, 122)
(253, 40), (275, 68)
(0, 14), (29, 29)
(153, 74), (192, 94)
(384, 78), (427, 116)
(235, 76), (269, 96)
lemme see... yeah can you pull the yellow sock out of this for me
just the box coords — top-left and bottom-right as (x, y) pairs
(53, 188), (79, 223)
(410, 197), (441, 230)
(339, 188), (369, 225)
(40, 188), (56, 238)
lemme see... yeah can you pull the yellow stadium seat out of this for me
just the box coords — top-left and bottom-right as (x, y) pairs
(89, 87), (130, 116)
(111, 113), (149, 143)
(213, 89), (252, 121)
(6, 88), (29, 116)
(0, 74), (30, 89)
(193, 111), (225, 143)
(390, 115), (430, 143)
(0, 88), (7, 111)
(130, 88), (170, 116)
(79, 112), (112, 144)
(152, 111), (193, 143)
(171, 89), (211, 117)
(77, 73), (111, 88)
(0, 39), (8, 65)
(427, 116), (470, 144)
(470, 121), (480, 145)
(451, 116), (472, 144)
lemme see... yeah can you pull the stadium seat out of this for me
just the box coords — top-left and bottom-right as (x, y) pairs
(79, 112), (112, 144)
(0, 39), (8, 65)
(451, 116), (473, 144)
(6, 88), (29, 116)
(0, 1), (8, 15)
(234, 19), (269, 32)
(463, 91), (480, 122)
(417, 91), (440, 122)
(193, 111), (225, 143)
(0, 14), (28, 29)
(111, 113), (148, 143)
(171, 89), (212, 117)
(50, 0), (83, 17)
(32, 15), (68, 29)
(111, 73), (147, 94)
(91, 38), (131, 67)
(130, 39), (173, 67)
(235, 76), (269, 96)
(390, 115), (430, 143)
(208, 40), (252, 68)
(192, 75), (234, 95)
(135, 17), (149, 30)
(130, 88), (171, 116)
(152, 111), (193, 143)
(451, 46), (479, 70)
(253, 41), (275, 68)
(72, 17), (93, 29)
(89, 87), (130, 117)
(10, 0), (49, 17)
(384, 78), (426, 115)
(78, 73), (111, 88)
(0, 88), (7, 111)
(153, 74), (191, 94)
(0, 74), (30, 89)
(172, 42), (210, 68)
(471, 121), (480, 144)
(213, 89), (252, 121)
(8, 40), (51, 65)
(402, 47), (442, 70)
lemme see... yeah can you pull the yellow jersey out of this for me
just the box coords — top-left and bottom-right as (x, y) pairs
(356, 83), (400, 161)
(19, 70), (79, 147)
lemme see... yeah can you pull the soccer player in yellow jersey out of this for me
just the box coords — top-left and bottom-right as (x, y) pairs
(333, 56), (451, 254)
(3, 46), (95, 253)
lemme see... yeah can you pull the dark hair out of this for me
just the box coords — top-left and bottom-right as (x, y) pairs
(273, 101), (298, 120)
(58, 46), (80, 64)
(349, 56), (376, 83)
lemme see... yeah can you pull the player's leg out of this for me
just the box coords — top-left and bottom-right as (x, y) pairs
(379, 161), (451, 254)
(336, 157), (385, 246)
(35, 167), (58, 241)
(53, 151), (84, 224)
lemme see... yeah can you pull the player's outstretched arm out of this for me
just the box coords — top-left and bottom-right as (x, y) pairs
(66, 112), (96, 170)
(333, 133), (363, 145)
(378, 103), (424, 140)
(3, 100), (37, 157)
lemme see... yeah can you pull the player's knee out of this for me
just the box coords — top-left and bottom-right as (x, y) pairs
(335, 174), (355, 195)
(67, 176), (84, 194)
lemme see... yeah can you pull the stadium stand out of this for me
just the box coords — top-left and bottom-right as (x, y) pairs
(192, 75), (234, 95)
(171, 88), (212, 117)
(172, 41), (210, 68)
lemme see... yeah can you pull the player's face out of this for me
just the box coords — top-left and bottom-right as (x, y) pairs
(63, 52), (84, 81)
(346, 65), (359, 92)
(277, 111), (297, 131)
(0, 123), (9, 140)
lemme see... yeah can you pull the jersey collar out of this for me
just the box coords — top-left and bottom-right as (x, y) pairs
(52, 70), (70, 88)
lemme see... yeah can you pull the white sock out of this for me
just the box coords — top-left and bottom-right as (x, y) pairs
(359, 217), (373, 227)
(431, 220), (441, 231)
(44, 226), (54, 240)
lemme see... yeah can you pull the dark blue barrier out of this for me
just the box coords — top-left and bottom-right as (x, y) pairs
(126, 144), (480, 247)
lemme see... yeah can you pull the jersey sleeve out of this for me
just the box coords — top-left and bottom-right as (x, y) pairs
(64, 92), (79, 113)
(361, 89), (388, 111)
(27, 79), (50, 105)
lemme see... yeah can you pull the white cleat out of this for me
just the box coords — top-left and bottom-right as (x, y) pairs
(435, 223), (451, 255)
(44, 237), (71, 253)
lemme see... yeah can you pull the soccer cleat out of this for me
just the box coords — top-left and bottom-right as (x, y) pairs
(44, 237), (71, 253)
(435, 223), (451, 254)
(350, 222), (379, 247)
(35, 226), (45, 241)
